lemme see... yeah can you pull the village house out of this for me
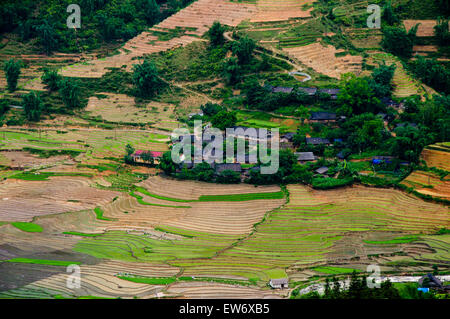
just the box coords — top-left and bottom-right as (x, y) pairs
(131, 150), (163, 164)
(309, 112), (337, 123)
(296, 152), (316, 163)
(298, 87), (318, 96)
(319, 88), (340, 99)
(269, 278), (289, 289)
(315, 166), (329, 175)
(418, 274), (450, 293)
(306, 137), (331, 146)
(213, 163), (242, 175)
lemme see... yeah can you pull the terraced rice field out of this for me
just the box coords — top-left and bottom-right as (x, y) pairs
(59, 0), (256, 78)
(369, 52), (426, 97)
(403, 20), (447, 37)
(0, 128), (168, 160)
(0, 53), (82, 93)
(283, 42), (363, 79)
(421, 147), (450, 171)
(250, 0), (313, 22)
(86, 93), (178, 130)
(0, 177), (120, 222)
(401, 171), (450, 199)
(133, 184), (448, 281)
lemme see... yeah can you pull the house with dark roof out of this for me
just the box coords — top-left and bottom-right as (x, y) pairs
(280, 132), (295, 144)
(297, 87), (318, 96)
(395, 122), (417, 129)
(418, 274), (450, 292)
(269, 278), (289, 289)
(306, 137), (331, 146)
(214, 163), (242, 175)
(315, 166), (329, 175)
(337, 150), (349, 160)
(319, 88), (340, 99)
(381, 97), (400, 108)
(372, 156), (395, 164)
(296, 152), (315, 163)
(309, 112), (337, 122)
(271, 86), (294, 94)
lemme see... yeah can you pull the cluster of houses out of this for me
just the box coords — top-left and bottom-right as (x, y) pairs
(418, 274), (450, 293)
(130, 93), (409, 176)
(267, 85), (341, 100)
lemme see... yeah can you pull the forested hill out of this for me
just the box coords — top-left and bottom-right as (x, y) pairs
(0, 0), (195, 53)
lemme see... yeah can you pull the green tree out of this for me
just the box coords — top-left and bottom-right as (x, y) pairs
(126, 143), (135, 156)
(200, 102), (222, 117)
(35, 20), (57, 55)
(216, 169), (241, 184)
(434, 17), (450, 46)
(381, 25), (417, 58)
(211, 110), (237, 130)
(222, 57), (241, 85)
(382, 1), (398, 26)
(337, 74), (380, 116)
(4, 59), (21, 92)
(41, 68), (61, 91)
(159, 151), (177, 175)
(59, 78), (81, 109)
(132, 58), (162, 98)
(137, 0), (160, 25)
(231, 36), (256, 65)
(208, 21), (226, 46)
(23, 91), (43, 121)
(0, 99), (10, 117)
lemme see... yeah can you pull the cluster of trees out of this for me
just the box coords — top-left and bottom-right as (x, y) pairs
(198, 102), (237, 130)
(336, 64), (395, 117)
(411, 56), (450, 95)
(222, 35), (257, 85)
(158, 154), (241, 184)
(3, 59), (22, 92)
(0, 0), (193, 54)
(295, 272), (401, 299)
(132, 58), (164, 98)
(381, 25), (417, 59)
(243, 78), (313, 112)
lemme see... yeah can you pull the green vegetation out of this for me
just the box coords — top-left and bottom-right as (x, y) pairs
(364, 235), (419, 245)
(23, 91), (44, 121)
(63, 231), (103, 237)
(3, 59), (21, 92)
(10, 171), (92, 181)
(132, 58), (163, 98)
(11, 222), (42, 233)
(312, 266), (360, 275)
(94, 207), (114, 221)
(4, 258), (80, 267)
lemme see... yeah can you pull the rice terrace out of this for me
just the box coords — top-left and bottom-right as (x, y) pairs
(0, 0), (449, 305)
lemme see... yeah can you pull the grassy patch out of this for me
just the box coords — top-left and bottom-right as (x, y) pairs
(364, 235), (419, 245)
(10, 172), (93, 181)
(312, 266), (360, 275)
(63, 231), (103, 237)
(198, 191), (284, 202)
(4, 258), (80, 267)
(118, 276), (176, 285)
(94, 207), (114, 221)
(129, 191), (190, 208)
(11, 222), (42, 233)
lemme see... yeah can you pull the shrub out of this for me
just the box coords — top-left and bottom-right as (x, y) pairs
(4, 59), (21, 92)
